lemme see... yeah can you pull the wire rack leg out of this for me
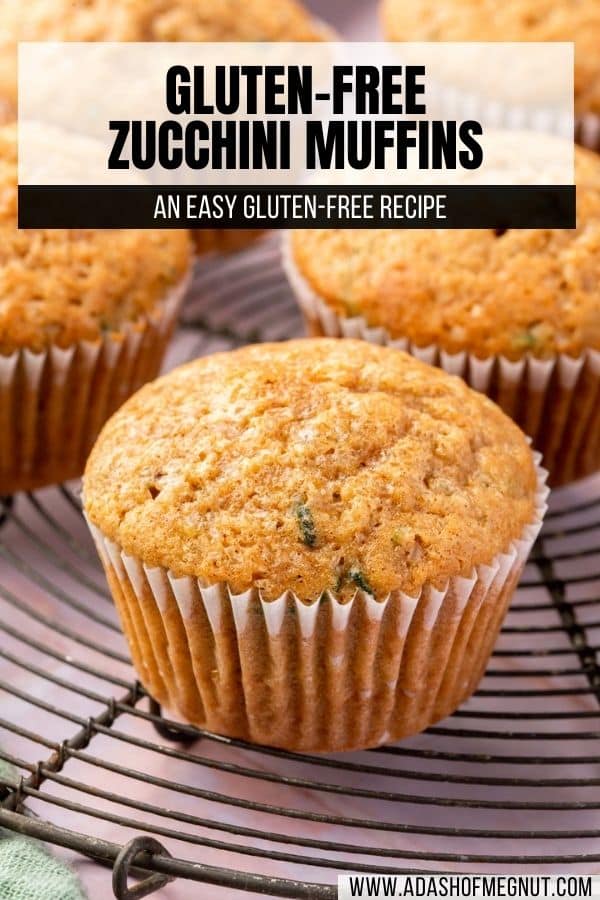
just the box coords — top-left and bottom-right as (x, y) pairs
(534, 534), (600, 704)
(0, 496), (13, 530)
(113, 836), (175, 900)
(147, 697), (199, 745)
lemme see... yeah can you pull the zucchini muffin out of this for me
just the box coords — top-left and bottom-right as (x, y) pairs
(0, 0), (330, 256)
(286, 146), (600, 487)
(380, 0), (600, 152)
(0, 123), (192, 493)
(84, 338), (547, 752)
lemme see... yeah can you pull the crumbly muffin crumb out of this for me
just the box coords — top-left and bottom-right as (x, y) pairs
(84, 338), (537, 602)
(381, 0), (600, 116)
(291, 147), (600, 361)
(0, 124), (191, 354)
(0, 0), (327, 119)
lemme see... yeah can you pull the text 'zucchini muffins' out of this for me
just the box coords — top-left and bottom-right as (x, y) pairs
(84, 338), (547, 752)
(285, 146), (600, 488)
(0, 124), (192, 493)
(380, 0), (600, 152)
(0, 0), (329, 256)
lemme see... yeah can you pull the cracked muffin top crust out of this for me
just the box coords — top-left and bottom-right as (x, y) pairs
(0, 124), (192, 354)
(381, 0), (600, 116)
(290, 147), (600, 361)
(0, 0), (327, 120)
(84, 338), (538, 602)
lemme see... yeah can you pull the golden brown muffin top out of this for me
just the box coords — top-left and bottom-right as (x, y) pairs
(0, 0), (327, 118)
(84, 338), (538, 602)
(291, 148), (600, 361)
(381, 0), (600, 116)
(0, 125), (192, 355)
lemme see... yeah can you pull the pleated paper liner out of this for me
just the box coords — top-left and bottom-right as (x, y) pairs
(87, 457), (547, 754)
(283, 237), (600, 489)
(0, 274), (190, 495)
(428, 80), (600, 155)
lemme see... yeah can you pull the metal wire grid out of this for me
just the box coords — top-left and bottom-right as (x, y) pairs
(0, 236), (599, 899)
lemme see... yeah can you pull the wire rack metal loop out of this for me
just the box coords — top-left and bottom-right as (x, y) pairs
(0, 240), (599, 897)
(0, 496), (13, 529)
(147, 698), (199, 746)
(113, 836), (175, 900)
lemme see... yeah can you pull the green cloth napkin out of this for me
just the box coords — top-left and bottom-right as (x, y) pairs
(0, 758), (87, 900)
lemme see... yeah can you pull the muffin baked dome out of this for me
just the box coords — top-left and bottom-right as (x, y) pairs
(0, 0), (328, 121)
(0, 0), (329, 256)
(0, 124), (191, 355)
(0, 122), (191, 493)
(0, 0), (323, 41)
(84, 338), (537, 602)
(380, 0), (600, 118)
(289, 147), (600, 362)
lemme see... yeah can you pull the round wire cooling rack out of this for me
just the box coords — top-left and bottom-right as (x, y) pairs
(1, 235), (600, 899)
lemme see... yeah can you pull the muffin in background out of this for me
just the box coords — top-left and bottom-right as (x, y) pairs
(84, 338), (547, 753)
(0, 0), (331, 256)
(285, 146), (600, 487)
(380, 0), (600, 152)
(0, 123), (192, 494)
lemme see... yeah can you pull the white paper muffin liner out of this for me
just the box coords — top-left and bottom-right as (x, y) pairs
(87, 454), (548, 753)
(427, 79), (573, 140)
(283, 236), (600, 488)
(435, 84), (600, 155)
(0, 273), (190, 494)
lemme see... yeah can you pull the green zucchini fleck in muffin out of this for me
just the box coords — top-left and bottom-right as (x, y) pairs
(286, 146), (600, 487)
(84, 338), (547, 751)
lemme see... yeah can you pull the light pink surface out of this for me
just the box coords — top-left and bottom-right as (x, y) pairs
(1, 238), (599, 898)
